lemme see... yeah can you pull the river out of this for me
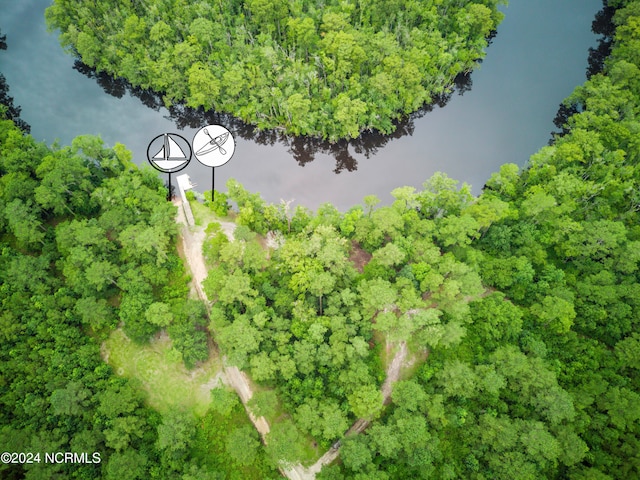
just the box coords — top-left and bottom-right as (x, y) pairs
(1, 0), (601, 210)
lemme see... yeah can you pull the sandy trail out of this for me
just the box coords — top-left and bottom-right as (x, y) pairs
(301, 341), (409, 476)
(175, 200), (307, 478)
(381, 341), (408, 403)
(175, 198), (411, 479)
(174, 201), (269, 431)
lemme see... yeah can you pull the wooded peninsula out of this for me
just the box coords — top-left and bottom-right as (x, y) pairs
(45, 0), (504, 140)
(1, 0), (640, 479)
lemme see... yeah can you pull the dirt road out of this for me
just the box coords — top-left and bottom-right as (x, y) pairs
(175, 200), (316, 479)
(381, 341), (407, 403)
(174, 201), (271, 428)
(175, 199), (412, 479)
(299, 341), (409, 476)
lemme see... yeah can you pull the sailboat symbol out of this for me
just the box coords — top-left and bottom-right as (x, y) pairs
(146, 133), (192, 173)
(152, 134), (189, 169)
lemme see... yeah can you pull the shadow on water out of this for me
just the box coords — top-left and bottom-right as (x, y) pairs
(586, 0), (616, 79)
(0, 29), (30, 133)
(73, 60), (474, 174)
(549, 0), (615, 143)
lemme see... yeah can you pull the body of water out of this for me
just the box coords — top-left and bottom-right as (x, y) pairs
(0, 0), (601, 210)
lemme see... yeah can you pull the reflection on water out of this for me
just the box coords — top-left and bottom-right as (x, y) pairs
(0, 0), (602, 210)
(549, 1), (615, 142)
(0, 30), (30, 133)
(587, 2), (615, 79)
(73, 59), (474, 174)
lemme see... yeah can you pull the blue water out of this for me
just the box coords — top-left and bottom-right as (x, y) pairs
(0, 0), (601, 210)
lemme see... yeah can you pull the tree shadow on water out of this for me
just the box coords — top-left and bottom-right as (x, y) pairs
(548, 1), (615, 144)
(0, 29), (30, 133)
(73, 60), (473, 174)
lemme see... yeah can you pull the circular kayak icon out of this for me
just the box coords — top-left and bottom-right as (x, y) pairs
(193, 125), (235, 168)
(146, 133), (192, 173)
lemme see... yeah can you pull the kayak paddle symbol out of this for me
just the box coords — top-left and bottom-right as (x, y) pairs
(193, 124), (235, 167)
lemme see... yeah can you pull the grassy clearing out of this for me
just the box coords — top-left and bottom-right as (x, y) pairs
(188, 197), (215, 227)
(298, 430), (322, 467)
(103, 328), (223, 416)
(188, 197), (234, 228)
(374, 330), (391, 371)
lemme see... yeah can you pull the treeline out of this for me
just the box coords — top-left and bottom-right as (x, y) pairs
(45, 0), (504, 140)
(0, 108), (279, 477)
(199, 1), (640, 476)
(203, 177), (485, 455)
(3, 0), (638, 476)
(329, 0), (640, 476)
(0, 29), (30, 133)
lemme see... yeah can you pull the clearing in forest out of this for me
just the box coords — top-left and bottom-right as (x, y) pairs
(102, 329), (224, 416)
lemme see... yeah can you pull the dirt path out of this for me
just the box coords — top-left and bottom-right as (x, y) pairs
(218, 220), (236, 240)
(174, 201), (270, 427)
(175, 200), (209, 300)
(224, 365), (271, 436)
(175, 200), (311, 479)
(381, 341), (408, 404)
(175, 199), (414, 479)
(300, 341), (409, 476)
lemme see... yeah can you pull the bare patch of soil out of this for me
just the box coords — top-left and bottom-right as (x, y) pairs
(349, 240), (372, 273)
(381, 341), (408, 404)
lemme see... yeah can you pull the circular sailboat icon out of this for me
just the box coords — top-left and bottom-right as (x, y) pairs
(146, 133), (192, 173)
(193, 125), (235, 167)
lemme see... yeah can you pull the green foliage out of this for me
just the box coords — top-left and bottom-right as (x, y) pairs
(5, 2), (640, 478)
(282, 3), (640, 478)
(46, 0), (504, 140)
(295, 399), (350, 442)
(204, 175), (498, 458)
(156, 409), (196, 456)
(146, 301), (174, 327)
(0, 115), (224, 478)
(203, 221), (230, 266)
(348, 384), (383, 421)
(105, 451), (148, 480)
(210, 388), (240, 418)
(265, 419), (306, 465)
(248, 390), (279, 421)
(341, 437), (373, 472)
(204, 189), (230, 217)
(225, 425), (261, 466)
(168, 320), (209, 369)
(190, 395), (278, 478)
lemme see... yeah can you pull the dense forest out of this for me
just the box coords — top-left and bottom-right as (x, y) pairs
(0, 78), (276, 477)
(198, 0), (640, 477)
(45, 0), (505, 140)
(2, 0), (640, 479)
